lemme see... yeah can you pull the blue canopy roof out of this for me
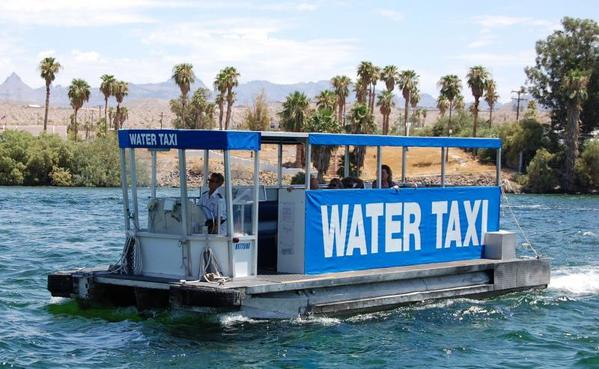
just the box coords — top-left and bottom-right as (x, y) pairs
(308, 133), (501, 149)
(118, 129), (261, 150)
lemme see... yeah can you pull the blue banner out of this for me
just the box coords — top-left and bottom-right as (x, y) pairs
(304, 187), (500, 274)
(118, 129), (261, 150)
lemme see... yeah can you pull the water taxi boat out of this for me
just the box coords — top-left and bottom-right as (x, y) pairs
(48, 129), (550, 318)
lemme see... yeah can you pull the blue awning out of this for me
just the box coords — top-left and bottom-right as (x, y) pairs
(118, 129), (261, 150)
(308, 133), (501, 149)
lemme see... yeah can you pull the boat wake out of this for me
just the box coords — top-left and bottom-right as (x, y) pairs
(549, 266), (599, 295)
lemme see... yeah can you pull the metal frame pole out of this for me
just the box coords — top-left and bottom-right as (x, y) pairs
(401, 147), (407, 185)
(224, 150), (235, 276)
(119, 149), (130, 231)
(203, 149), (209, 188)
(128, 149), (139, 230)
(178, 149), (189, 236)
(252, 150), (260, 275)
(178, 149), (191, 278)
(150, 150), (157, 198)
(496, 148), (502, 186)
(376, 146), (382, 188)
(277, 144), (283, 187)
(344, 145), (350, 178)
(305, 142), (312, 189)
(441, 147), (446, 187)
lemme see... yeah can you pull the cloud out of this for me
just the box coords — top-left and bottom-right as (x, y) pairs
(473, 15), (556, 31)
(0, 0), (157, 26)
(141, 19), (358, 84)
(452, 50), (536, 67)
(72, 50), (102, 63)
(375, 9), (404, 22)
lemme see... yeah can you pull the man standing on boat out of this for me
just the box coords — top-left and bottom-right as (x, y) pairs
(200, 173), (226, 234)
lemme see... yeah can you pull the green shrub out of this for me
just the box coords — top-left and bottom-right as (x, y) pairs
(49, 166), (73, 186)
(575, 139), (599, 191)
(290, 171), (305, 185)
(524, 148), (559, 193)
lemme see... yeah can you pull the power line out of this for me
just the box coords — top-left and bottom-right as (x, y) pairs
(511, 87), (529, 122)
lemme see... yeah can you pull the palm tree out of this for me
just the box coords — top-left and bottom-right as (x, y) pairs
(347, 103), (375, 175)
(354, 76), (369, 104)
(466, 65), (490, 137)
(562, 69), (590, 192)
(279, 91), (310, 166)
(380, 65), (399, 92)
(398, 70), (419, 135)
(172, 63), (195, 125)
(220, 66), (240, 130)
(357, 61), (378, 112)
(38, 57), (61, 132)
(67, 79), (91, 140)
(214, 71), (227, 130)
(315, 90), (337, 111)
(99, 74), (116, 127)
(438, 74), (462, 133)
(304, 107), (341, 182)
(377, 90), (394, 135)
(437, 95), (449, 118)
(113, 81), (129, 130)
(331, 75), (351, 124)
(369, 66), (380, 113)
(484, 79), (499, 126)
(114, 106), (129, 129)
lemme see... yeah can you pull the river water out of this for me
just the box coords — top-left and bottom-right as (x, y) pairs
(0, 187), (598, 368)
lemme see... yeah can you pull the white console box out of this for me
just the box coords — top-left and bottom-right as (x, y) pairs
(484, 230), (517, 260)
(277, 188), (306, 273)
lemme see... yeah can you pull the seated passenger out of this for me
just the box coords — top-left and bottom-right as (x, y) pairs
(341, 176), (364, 189)
(372, 164), (396, 188)
(200, 173), (225, 234)
(327, 178), (344, 189)
(310, 176), (320, 190)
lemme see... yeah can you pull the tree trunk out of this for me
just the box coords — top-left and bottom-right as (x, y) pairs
(43, 85), (50, 132)
(115, 103), (121, 130)
(104, 97), (109, 128)
(73, 109), (79, 139)
(473, 98), (479, 138)
(489, 106), (493, 126)
(181, 96), (187, 128)
(218, 101), (224, 130)
(225, 101), (232, 130)
(448, 105), (453, 135)
(404, 98), (409, 136)
(563, 103), (580, 192)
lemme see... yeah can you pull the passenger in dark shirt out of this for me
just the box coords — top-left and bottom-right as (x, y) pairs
(372, 164), (396, 188)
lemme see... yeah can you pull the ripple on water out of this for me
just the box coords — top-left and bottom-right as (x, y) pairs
(1, 188), (599, 368)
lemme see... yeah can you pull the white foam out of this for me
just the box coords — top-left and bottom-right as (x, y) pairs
(291, 315), (341, 326)
(218, 313), (259, 326)
(549, 267), (599, 295)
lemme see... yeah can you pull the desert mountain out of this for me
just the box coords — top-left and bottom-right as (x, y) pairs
(0, 72), (500, 110)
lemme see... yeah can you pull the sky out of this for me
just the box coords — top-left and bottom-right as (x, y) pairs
(0, 0), (597, 103)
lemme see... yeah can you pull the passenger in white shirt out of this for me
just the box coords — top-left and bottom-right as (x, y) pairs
(200, 173), (226, 234)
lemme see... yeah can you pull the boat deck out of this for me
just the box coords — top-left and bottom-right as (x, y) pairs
(92, 258), (500, 294)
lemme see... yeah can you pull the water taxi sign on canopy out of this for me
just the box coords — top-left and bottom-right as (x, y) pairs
(118, 129), (261, 150)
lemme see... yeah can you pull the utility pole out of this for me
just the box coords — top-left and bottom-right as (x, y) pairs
(511, 87), (528, 122)
(159, 112), (164, 129)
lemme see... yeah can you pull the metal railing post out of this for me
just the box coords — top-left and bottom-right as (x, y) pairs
(150, 150), (157, 198)
(401, 147), (407, 185)
(376, 146), (382, 188)
(344, 145), (350, 178)
(253, 149), (260, 275)
(441, 147), (446, 187)
(203, 149), (209, 188)
(496, 148), (502, 186)
(305, 142), (312, 189)
(119, 149), (130, 231)
(277, 144), (283, 187)
(128, 149), (139, 230)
